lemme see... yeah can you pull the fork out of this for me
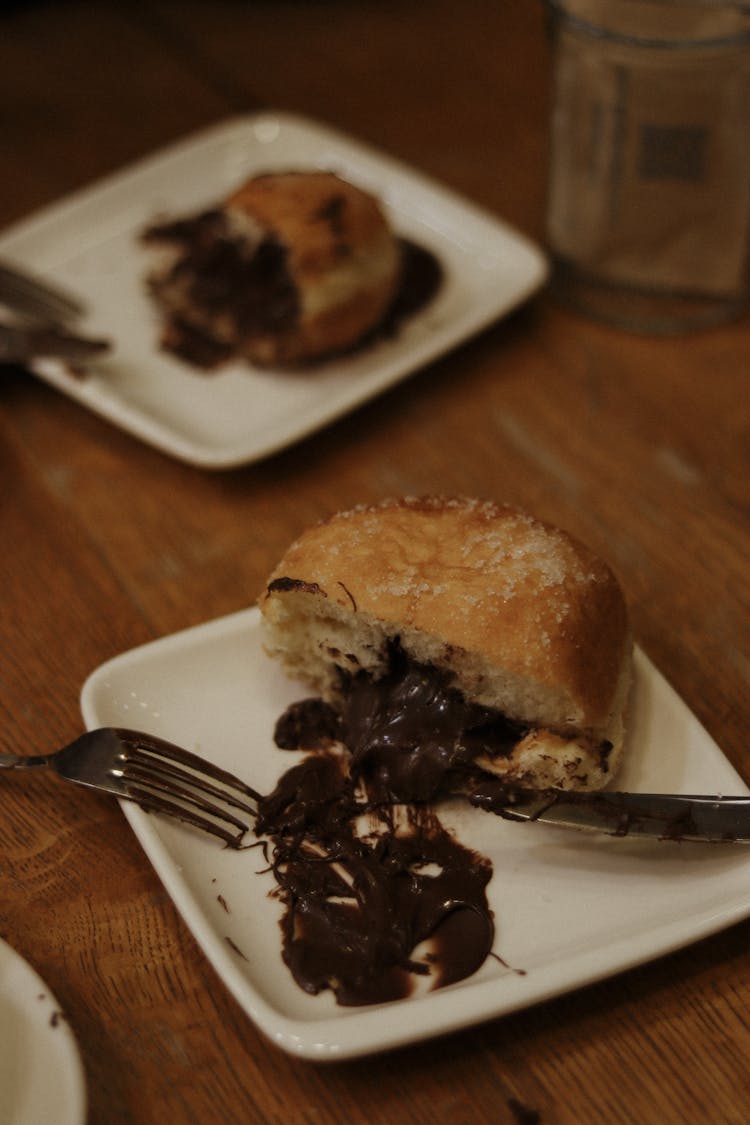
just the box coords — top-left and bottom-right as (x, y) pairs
(0, 727), (261, 848)
(0, 261), (85, 325)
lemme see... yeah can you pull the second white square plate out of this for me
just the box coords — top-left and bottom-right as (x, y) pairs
(81, 608), (750, 1060)
(0, 113), (548, 468)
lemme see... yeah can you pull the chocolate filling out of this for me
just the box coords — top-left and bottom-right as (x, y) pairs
(142, 209), (299, 367)
(275, 644), (531, 802)
(338, 644), (528, 802)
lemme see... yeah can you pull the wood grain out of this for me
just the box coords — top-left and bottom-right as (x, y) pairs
(1, 2), (749, 1122)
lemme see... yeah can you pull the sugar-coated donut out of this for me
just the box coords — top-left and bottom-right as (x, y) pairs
(259, 496), (633, 792)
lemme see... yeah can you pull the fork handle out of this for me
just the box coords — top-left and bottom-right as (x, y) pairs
(0, 751), (50, 769)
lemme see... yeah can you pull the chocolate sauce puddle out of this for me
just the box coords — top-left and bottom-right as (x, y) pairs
(253, 750), (494, 1006)
(246, 646), (537, 1006)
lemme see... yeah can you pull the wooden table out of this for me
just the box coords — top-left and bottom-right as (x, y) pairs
(2, 3), (749, 1122)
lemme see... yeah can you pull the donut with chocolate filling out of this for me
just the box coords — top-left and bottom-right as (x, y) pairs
(142, 170), (402, 366)
(259, 496), (633, 797)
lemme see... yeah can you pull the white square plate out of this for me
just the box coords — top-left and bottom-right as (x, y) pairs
(0, 113), (548, 469)
(81, 609), (750, 1060)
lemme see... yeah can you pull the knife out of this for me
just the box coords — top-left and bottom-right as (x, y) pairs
(0, 323), (110, 366)
(467, 785), (750, 843)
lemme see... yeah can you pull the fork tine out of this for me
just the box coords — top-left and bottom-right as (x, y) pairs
(117, 730), (262, 803)
(122, 761), (252, 831)
(113, 729), (261, 846)
(121, 784), (249, 848)
(122, 753), (258, 816)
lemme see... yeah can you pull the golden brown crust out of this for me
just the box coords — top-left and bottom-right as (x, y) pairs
(260, 496), (631, 738)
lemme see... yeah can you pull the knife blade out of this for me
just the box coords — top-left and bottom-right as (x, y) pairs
(468, 785), (750, 843)
(0, 323), (110, 366)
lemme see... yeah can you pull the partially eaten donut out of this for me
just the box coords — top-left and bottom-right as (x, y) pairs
(142, 170), (403, 367)
(259, 496), (633, 800)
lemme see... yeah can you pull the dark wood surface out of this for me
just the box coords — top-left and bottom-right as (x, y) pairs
(2, 3), (749, 1122)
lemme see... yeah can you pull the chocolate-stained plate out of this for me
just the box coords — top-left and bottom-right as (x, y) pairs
(80, 608), (750, 1060)
(0, 112), (548, 469)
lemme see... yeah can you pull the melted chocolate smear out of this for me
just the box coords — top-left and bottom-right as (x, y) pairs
(160, 315), (233, 369)
(142, 206), (442, 371)
(274, 698), (341, 751)
(143, 209), (299, 370)
(253, 750), (494, 1007)
(339, 643), (527, 803)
